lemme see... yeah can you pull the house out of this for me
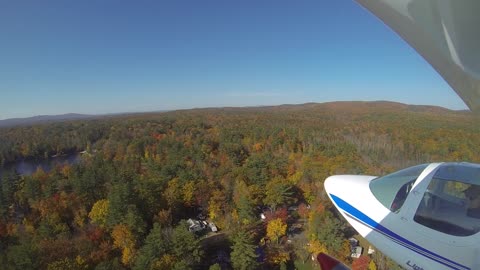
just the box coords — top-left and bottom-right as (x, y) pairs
(368, 246), (375, 255)
(187, 218), (205, 232)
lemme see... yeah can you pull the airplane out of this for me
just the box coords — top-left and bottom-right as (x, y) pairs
(324, 163), (480, 270)
(321, 1), (480, 270)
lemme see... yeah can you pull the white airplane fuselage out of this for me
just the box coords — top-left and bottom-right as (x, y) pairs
(325, 163), (480, 270)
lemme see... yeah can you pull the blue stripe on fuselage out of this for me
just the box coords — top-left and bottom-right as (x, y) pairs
(330, 194), (470, 270)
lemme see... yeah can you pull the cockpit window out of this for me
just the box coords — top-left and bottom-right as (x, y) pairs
(370, 164), (428, 212)
(414, 165), (480, 236)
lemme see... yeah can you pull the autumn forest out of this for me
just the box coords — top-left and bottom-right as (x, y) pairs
(0, 101), (479, 270)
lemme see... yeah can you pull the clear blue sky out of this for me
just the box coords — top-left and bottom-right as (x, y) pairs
(0, 0), (467, 120)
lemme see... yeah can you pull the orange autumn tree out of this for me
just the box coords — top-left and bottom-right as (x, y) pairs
(111, 224), (136, 266)
(352, 255), (370, 270)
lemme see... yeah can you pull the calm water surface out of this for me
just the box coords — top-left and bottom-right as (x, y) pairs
(0, 153), (81, 177)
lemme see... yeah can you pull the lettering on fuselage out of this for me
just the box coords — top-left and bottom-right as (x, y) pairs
(406, 260), (424, 270)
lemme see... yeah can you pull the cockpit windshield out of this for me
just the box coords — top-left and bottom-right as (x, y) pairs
(414, 163), (480, 236)
(370, 164), (429, 212)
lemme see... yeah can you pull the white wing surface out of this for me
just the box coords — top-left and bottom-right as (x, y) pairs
(355, 0), (480, 112)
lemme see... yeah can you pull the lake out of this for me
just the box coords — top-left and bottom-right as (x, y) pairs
(0, 153), (82, 177)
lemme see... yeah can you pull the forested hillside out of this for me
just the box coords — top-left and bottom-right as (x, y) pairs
(0, 101), (478, 270)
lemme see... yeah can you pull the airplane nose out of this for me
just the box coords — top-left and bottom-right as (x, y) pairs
(324, 174), (379, 238)
(324, 174), (377, 211)
(324, 175), (343, 195)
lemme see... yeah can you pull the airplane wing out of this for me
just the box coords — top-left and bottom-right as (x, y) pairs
(355, 0), (480, 112)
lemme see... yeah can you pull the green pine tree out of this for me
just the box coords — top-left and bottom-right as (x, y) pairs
(230, 230), (259, 270)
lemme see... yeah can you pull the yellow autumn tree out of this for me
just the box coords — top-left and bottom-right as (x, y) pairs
(182, 181), (195, 207)
(151, 254), (176, 270)
(47, 256), (88, 270)
(267, 247), (290, 265)
(74, 207), (88, 228)
(121, 247), (136, 267)
(368, 260), (377, 270)
(307, 239), (328, 255)
(163, 178), (181, 208)
(111, 224), (136, 266)
(88, 199), (109, 228)
(287, 171), (303, 185)
(208, 189), (225, 221)
(266, 218), (287, 244)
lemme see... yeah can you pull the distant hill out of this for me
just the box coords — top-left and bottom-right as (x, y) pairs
(0, 113), (95, 128)
(277, 101), (460, 113)
(0, 101), (468, 128)
(183, 101), (468, 116)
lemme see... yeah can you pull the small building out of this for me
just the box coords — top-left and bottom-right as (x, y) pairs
(187, 218), (205, 232)
(208, 222), (218, 232)
(351, 246), (363, 259)
(287, 206), (298, 212)
(368, 246), (375, 255)
(348, 237), (359, 247)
